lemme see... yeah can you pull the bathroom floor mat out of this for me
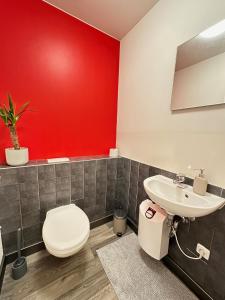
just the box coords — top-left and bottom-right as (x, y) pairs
(97, 233), (198, 300)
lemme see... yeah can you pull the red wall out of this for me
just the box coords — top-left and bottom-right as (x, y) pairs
(0, 0), (119, 162)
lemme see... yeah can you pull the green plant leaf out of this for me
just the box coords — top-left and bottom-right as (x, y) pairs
(3, 104), (9, 115)
(0, 94), (31, 149)
(16, 103), (30, 122)
(16, 101), (30, 117)
(0, 95), (30, 127)
(0, 108), (8, 125)
(8, 94), (15, 115)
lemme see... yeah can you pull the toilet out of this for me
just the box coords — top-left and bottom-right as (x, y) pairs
(42, 204), (90, 258)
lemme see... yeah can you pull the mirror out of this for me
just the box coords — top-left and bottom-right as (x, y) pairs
(171, 19), (225, 110)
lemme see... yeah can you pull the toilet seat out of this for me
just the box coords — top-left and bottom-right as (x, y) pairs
(42, 204), (90, 258)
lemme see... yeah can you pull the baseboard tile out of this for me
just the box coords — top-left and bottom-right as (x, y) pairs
(90, 214), (113, 229)
(5, 242), (45, 266)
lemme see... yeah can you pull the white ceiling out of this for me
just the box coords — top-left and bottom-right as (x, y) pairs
(43, 0), (159, 40)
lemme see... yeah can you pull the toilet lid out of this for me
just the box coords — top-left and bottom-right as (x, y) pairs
(42, 204), (90, 251)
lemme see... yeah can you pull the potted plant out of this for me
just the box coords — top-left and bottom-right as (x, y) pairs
(0, 95), (30, 166)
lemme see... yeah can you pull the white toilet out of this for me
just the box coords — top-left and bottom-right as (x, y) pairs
(42, 204), (90, 258)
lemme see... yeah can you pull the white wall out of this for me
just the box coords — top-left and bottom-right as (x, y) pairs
(172, 52), (225, 109)
(117, 0), (225, 187)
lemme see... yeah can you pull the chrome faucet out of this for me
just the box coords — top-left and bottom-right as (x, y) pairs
(173, 173), (186, 188)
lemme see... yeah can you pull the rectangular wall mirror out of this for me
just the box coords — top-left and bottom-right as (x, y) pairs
(171, 19), (225, 110)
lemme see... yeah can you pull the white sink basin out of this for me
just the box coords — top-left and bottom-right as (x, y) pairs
(144, 175), (225, 218)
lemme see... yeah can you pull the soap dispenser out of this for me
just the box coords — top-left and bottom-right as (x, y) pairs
(193, 169), (208, 196)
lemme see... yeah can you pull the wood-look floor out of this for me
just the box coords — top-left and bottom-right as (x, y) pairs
(1, 222), (132, 300)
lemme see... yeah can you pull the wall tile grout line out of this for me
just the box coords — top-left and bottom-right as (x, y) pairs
(94, 160), (97, 211)
(18, 182), (23, 245)
(82, 161), (85, 202)
(69, 163), (72, 204)
(37, 166), (41, 211)
(105, 159), (108, 213)
(126, 159), (131, 213)
(209, 229), (215, 253)
(104, 160), (107, 213)
(134, 162), (140, 220)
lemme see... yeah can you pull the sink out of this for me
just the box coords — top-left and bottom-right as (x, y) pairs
(144, 175), (225, 218)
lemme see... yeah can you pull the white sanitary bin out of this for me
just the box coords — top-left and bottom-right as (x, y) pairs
(138, 199), (170, 260)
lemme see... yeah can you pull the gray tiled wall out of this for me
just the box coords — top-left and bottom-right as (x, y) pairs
(1, 156), (225, 299)
(115, 157), (225, 300)
(0, 157), (121, 254)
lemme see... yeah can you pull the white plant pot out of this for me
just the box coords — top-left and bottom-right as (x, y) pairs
(5, 147), (29, 166)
